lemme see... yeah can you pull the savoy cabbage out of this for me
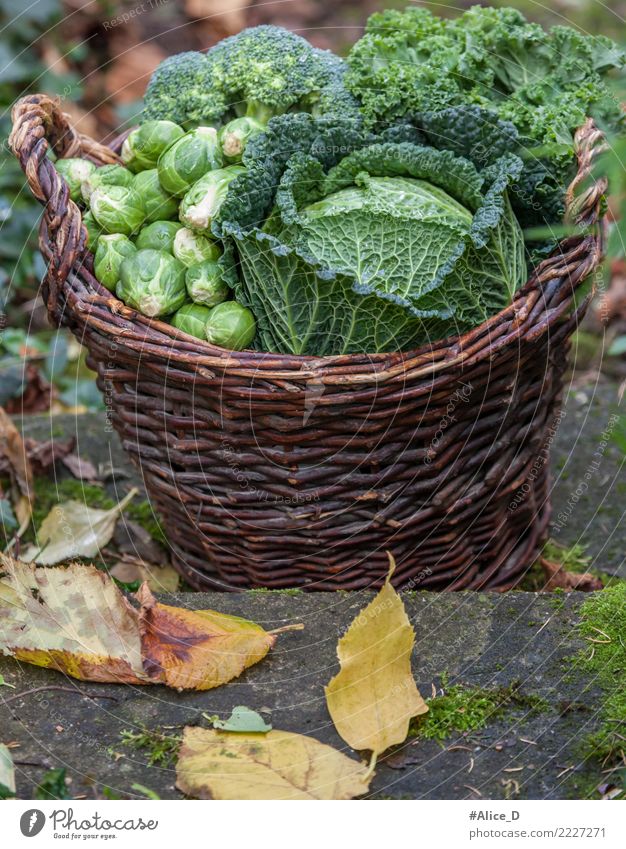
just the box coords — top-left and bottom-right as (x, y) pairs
(216, 115), (526, 355)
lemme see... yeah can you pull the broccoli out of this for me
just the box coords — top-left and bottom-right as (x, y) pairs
(142, 27), (360, 130)
(142, 52), (226, 128)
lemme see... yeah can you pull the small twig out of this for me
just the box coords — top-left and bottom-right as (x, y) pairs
(13, 759), (50, 769)
(464, 784), (482, 798)
(2, 685), (118, 704)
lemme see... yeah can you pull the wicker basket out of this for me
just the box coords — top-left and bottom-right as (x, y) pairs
(9, 94), (607, 591)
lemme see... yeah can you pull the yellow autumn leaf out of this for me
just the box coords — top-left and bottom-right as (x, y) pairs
(0, 407), (33, 532)
(0, 556), (276, 690)
(325, 555), (428, 758)
(176, 726), (371, 800)
(20, 489), (138, 565)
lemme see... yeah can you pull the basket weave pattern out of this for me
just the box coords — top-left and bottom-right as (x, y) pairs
(10, 95), (606, 590)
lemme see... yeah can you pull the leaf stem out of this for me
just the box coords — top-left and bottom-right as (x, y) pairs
(364, 751), (378, 781)
(267, 623), (305, 635)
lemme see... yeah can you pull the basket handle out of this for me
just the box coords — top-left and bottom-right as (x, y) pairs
(8, 94), (121, 324)
(565, 118), (608, 229)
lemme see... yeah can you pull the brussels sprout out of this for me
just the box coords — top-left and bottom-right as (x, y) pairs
(157, 127), (222, 197)
(172, 226), (221, 267)
(136, 220), (183, 253)
(218, 117), (264, 163)
(94, 234), (137, 291)
(185, 259), (229, 306)
(179, 166), (244, 232)
(170, 303), (213, 339)
(205, 301), (256, 350)
(55, 158), (95, 202)
(81, 163), (134, 202)
(121, 120), (184, 172)
(82, 210), (105, 251)
(133, 169), (179, 223)
(117, 249), (186, 317)
(90, 185), (146, 236)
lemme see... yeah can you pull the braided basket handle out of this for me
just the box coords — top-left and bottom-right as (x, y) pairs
(9, 94), (121, 323)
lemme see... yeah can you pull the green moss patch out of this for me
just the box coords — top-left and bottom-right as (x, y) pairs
(30, 477), (165, 544)
(572, 584), (626, 796)
(410, 680), (550, 741)
(117, 727), (181, 766)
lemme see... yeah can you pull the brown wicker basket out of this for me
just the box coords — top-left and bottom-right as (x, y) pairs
(9, 94), (607, 591)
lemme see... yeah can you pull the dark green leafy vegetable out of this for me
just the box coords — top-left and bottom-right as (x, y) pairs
(219, 117), (265, 163)
(173, 227), (221, 267)
(121, 120), (185, 172)
(133, 169), (179, 223)
(81, 164), (134, 202)
(157, 127), (222, 196)
(90, 185), (146, 235)
(82, 210), (105, 251)
(205, 302), (256, 350)
(117, 249), (186, 317)
(94, 234), (137, 291)
(136, 220), (183, 253)
(217, 115), (526, 355)
(185, 260), (229, 306)
(345, 6), (625, 229)
(55, 158), (95, 202)
(142, 26), (361, 129)
(171, 303), (213, 339)
(179, 166), (245, 232)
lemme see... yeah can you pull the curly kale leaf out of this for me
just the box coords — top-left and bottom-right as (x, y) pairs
(346, 6), (625, 225)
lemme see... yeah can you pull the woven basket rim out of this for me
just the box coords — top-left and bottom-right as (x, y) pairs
(9, 94), (607, 383)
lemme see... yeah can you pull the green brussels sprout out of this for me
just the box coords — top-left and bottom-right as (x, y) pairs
(133, 169), (179, 223)
(81, 163), (134, 202)
(90, 185), (146, 236)
(55, 158), (95, 202)
(172, 226), (221, 267)
(157, 127), (222, 197)
(185, 260), (229, 306)
(117, 249), (186, 317)
(121, 120), (185, 172)
(179, 166), (244, 232)
(205, 301), (256, 351)
(218, 117), (264, 163)
(135, 220), (183, 253)
(94, 234), (137, 291)
(170, 303), (213, 339)
(82, 210), (105, 251)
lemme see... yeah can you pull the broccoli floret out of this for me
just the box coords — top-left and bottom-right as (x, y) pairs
(142, 52), (226, 128)
(141, 29), (360, 129)
(205, 25), (360, 124)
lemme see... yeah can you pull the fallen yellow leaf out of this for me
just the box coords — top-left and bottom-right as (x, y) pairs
(0, 407), (33, 531)
(0, 557), (276, 690)
(176, 726), (371, 800)
(20, 489), (138, 565)
(325, 555), (427, 759)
